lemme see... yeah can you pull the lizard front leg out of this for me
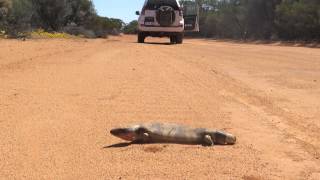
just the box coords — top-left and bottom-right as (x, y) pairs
(202, 134), (214, 146)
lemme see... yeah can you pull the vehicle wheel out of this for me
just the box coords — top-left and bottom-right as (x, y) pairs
(170, 36), (176, 44)
(176, 33), (183, 44)
(138, 33), (145, 43)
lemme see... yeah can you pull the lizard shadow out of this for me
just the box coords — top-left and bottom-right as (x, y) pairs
(103, 141), (233, 149)
(103, 142), (133, 148)
(103, 140), (144, 148)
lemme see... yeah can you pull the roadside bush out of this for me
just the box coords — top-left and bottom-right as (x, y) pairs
(0, 0), (10, 30)
(275, 0), (320, 40)
(188, 0), (319, 41)
(30, 0), (68, 31)
(123, 20), (138, 34)
(0, 29), (6, 38)
(84, 16), (124, 37)
(1, 0), (124, 38)
(6, 0), (33, 36)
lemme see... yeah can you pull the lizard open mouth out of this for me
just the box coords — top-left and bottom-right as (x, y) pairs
(110, 128), (136, 141)
(118, 134), (135, 141)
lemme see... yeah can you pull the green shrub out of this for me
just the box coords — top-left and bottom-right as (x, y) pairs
(183, 0), (319, 41)
(123, 20), (138, 34)
(275, 0), (320, 40)
(1, 0), (124, 38)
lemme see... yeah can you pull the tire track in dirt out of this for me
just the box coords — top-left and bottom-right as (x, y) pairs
(154, 43), (320, 177)
(1, 36), (320, 179)
(159, 42), (320, 160)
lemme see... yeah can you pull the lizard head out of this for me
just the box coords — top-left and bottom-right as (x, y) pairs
(213, 131), (237, 145)
(110, 125), (144, 142)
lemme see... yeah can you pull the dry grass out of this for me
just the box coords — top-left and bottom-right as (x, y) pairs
(30, 29), (75, 39)
(0, 30), (8, 38)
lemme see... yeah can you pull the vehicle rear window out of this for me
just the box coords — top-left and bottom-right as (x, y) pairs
(145, 0), (179, 10)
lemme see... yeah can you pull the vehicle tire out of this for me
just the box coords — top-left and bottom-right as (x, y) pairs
(170, 36), (176, 44)
(138, 33), (145, 43)
(176, 33), (183, 44)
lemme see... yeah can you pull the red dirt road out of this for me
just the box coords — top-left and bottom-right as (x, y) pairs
(0, 36), (320, 179)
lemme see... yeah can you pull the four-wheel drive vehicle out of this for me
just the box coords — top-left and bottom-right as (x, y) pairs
(136, 0), (199, 44)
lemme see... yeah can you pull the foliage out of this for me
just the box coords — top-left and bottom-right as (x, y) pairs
(0, 0), (123, 38)
(84, 16), (124, 37)
(2, 0), (319, 40)
(0, 0), (10, 30)
(275, 0), (320, 40)
(123, 20), (138, 34)
(186, 0), (319, 41)
(6, 0), (33, 35)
